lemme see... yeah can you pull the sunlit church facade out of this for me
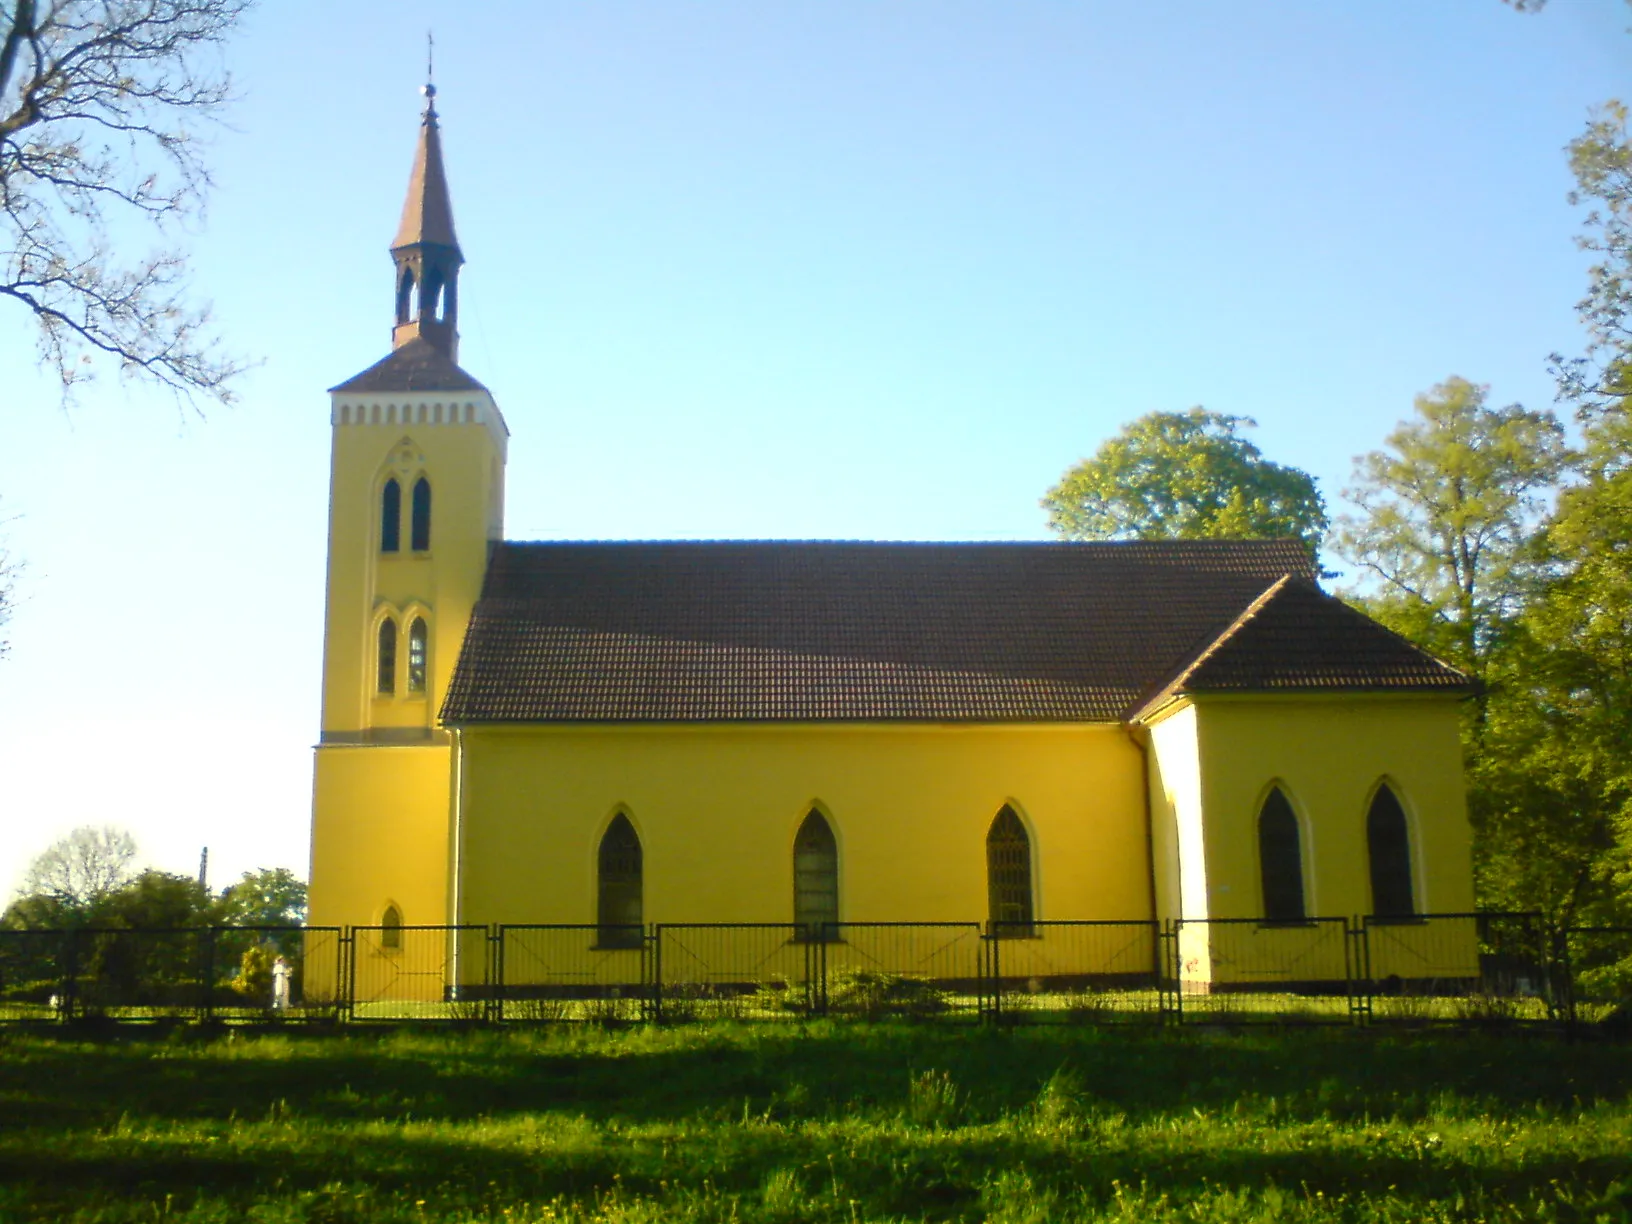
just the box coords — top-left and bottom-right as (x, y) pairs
(307, 94), (1477, 987)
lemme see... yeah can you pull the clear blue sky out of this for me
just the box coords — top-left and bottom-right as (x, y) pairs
(0, 1), (1626, 896)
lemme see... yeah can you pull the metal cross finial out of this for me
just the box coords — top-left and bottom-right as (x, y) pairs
(421, 30), (438, 109)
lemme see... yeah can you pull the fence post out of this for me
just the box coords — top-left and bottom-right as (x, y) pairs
(1346, 918), (1370, 1027)
(986, 932), (1001, 1024)
(201, 926), (217, 1024)
(651, 926), (664, 1024)
(1156, 921), (1173, 1025)
(816, 935), (828, 1017)
(489, 926), (503, 1025)
(342, 927), (356, 1024)
(63, 928), (81, 1023)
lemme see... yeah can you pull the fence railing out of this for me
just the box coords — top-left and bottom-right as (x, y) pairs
(1, 914), (1626, 1027)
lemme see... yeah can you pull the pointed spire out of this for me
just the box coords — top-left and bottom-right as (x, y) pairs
(389, 64), (464, 360)
(392, 83), (461, 253)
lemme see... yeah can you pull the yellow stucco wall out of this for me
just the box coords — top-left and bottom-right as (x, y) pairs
(308, 743), (453, 931)
(1188, 695), (1474, 922)
(318, 396), (504, 738)
(308, 391), (505, 936)
(1142, 693), (1475, 986)
(454, 723), (1152, 929)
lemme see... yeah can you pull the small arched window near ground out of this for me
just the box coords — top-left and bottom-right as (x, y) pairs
(380, 478), (401, 553)
(381, 904), (402, 950)
(377, 618), (397, 695)
(794, 810), (839, 940)
(411, 478), (431, 551)
(1367, 784), (1416, 917)
(597, 815), (643, 948)
(407, 618), (428, 693)
(1258, 787), (1306, 922)
(987, 805), (1035, 936)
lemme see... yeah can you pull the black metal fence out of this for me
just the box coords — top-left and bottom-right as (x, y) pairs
(1, 914), (1626, 1028)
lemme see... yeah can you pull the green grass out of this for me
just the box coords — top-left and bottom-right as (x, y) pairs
(1, 1023), (1630, 1223)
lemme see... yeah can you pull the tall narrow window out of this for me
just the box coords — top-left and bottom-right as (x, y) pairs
(987, 805), (1035, 936)
(408, 617), (428, 694)
(793, 810), (839, 940)
(411, 477), (431, 551)
(1258, 787), (1306, 922)
(377, 618), (397, 695)
(380, 479), (401, 552)
(597, 815), (643, 948)
(381, 904), (402, 950)
(1367, 784), (1416, 917)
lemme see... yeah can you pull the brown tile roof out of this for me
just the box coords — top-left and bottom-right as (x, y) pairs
(330, 336), (488, 394)
(1129, 575), (1471, 719)
(437, 539), (1461, 726)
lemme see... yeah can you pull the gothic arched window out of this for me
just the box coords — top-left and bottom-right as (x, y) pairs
(597, 815), (643, 948)
(377, 618), (397, 695)
(411, 478), (431, 551)
(794, 810), (839, 940)
(1258, 787), (1306, 922)
(1367, 784), (1416, 917)
(407, 617), (428, 694)
(380, 478), (401, 553)
(381, 904), (402, 950)
(987, 805), (1035, 936)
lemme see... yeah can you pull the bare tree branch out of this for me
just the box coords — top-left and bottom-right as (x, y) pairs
(0, 0), (253, 409)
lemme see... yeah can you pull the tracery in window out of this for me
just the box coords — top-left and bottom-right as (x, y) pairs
(597, 814), (643, 949)
(377, 618), (397, 695)
(408, 618), (428, 694)
(380, 478), (401, 553)
(1367, 783), (1416, 917)
(987, 805), (1035, 936)
(1258, 787), (1306, 922)
(793, 810), (839, 940)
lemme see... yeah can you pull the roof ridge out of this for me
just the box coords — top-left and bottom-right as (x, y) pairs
(1126, 573), (1293, 721)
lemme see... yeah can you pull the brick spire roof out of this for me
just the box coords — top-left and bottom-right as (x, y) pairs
(392, 88), (460, 254)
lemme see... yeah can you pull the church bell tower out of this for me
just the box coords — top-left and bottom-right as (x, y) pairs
(307, 82), (508, 933)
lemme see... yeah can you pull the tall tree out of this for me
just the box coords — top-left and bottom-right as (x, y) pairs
(1331, 377), (1570, 692)
(1552, 102), (1632, 424)
(0, 505), (14, 659)
(1042, 409), (1328, 552)
(8, 825), (137, 925)
(1476, 103), (1632, 920)
(1, 0), (252, 406)
(218, 868), (306, 927)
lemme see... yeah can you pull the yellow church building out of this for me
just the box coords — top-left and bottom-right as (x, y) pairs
(307, 94), (1476, 995)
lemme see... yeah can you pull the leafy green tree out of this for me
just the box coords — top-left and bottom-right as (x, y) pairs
(1331, 377), (1570, 693)
(1552, 102), (1632, 422)
(1042, 409), (1328, 552)
(99, 869), (216, 929)
(218, 868), (307, 928)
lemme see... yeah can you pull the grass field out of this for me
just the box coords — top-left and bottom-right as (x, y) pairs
(1, 1023), (1630, 1223)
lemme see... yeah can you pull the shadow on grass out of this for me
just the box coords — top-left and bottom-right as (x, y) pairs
(2, 1025), (1631, 1220)
(3, 1024), (1628, 1130)
(1, 1101), (1630, 1222)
